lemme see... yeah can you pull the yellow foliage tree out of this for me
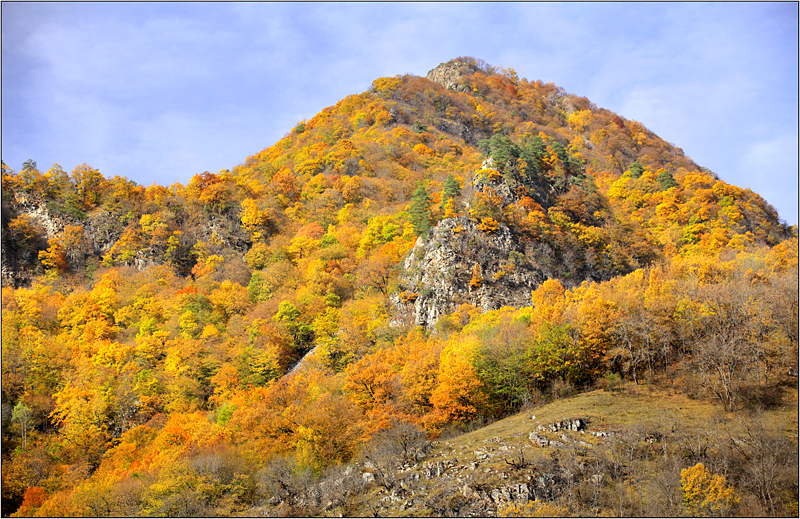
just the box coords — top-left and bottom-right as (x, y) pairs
(240, 198), (272, 242)
(566, 109), (592, 133)
(478, 216), (500, 233)
(413, 143), (435, 157)
(469, 264), (483, 289)
(38, 238), (68, 275)
(429, 336), (486, 427)
(343, 349), (398, 410)
(681, 462), (739, 516)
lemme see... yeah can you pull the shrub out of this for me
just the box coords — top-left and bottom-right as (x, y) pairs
(602, 372), (623, 394)
(550, 379), (575, 400)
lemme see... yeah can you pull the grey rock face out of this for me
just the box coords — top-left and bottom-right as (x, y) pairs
(392, 214), (546, 329)
(393, 168), (549, 329)
(426, 60), (478, 91)
(536, 418), (587, 433)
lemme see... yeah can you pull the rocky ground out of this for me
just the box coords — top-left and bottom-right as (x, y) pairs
(240, 382), (798, 517)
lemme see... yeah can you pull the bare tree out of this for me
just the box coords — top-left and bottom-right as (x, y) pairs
(731, 412), (799, 516)
(258, 455), (316, 516)
(318, 464), (365, 517)
(765, 269), (799, 375)
(691, 280), (766, 411)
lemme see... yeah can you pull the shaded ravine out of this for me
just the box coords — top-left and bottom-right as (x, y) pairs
(285, 345), (320, 376)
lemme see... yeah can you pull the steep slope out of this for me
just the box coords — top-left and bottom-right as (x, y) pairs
(3, 57), (790, 290)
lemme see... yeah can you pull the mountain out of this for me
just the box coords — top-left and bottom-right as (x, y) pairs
(1, 57), (797, 517)
(2, 58), (791, 290)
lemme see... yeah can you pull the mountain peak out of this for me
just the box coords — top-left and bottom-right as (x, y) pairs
(426, 56), (498, 90)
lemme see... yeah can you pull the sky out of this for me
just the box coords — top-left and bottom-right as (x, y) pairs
(2, 2), (797, 225)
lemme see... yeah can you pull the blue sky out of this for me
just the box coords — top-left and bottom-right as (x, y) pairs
(2, 2), (797, 225)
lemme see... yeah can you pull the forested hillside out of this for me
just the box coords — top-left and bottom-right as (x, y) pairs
(2, 57), (796, 517)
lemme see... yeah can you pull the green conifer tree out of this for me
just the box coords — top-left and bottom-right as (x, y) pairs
(628, 160), (645, 179)
(656, 170), (678, 190)
(440, 174), (461, 212)
(410, 181), (433, 237)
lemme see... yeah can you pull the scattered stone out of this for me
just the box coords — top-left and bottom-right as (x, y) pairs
(362, 472), (375, 483)
(421, 459), (458, 477)
(473, 450), (489, 460)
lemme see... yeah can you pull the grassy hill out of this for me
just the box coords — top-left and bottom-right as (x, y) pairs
(241, 380), (798, 517)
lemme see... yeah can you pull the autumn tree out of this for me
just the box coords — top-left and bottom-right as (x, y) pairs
(343, 349), (399, 411)
(681, 462), (738, 517)
(469, 264), (483, 289)
(239, 198), (273, 242)
(38, 237), (68, 276)
(355, 249), (395, 295)
(8, 215), (42, 249)
(71, 163), (107, 210)
(428, 336), (486, 428)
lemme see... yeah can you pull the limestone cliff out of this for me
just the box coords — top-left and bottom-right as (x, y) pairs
(392, 214), (546, 329)
(392, 153), (624, 329)
(392, 162), (549, 329)
(1, 188), (248, 287)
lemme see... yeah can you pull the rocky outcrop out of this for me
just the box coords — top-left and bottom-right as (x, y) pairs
(426, 59), (480, 91)
(239, 409), (623, 517)
(536, 418), (588, 433)
(392, 214), (545, 329)
(393, 164), (551, 329)
(1, 192), (127, 286)
(2, 188), (250, 287)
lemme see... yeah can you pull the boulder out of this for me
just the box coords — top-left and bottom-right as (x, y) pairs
(529, 433), (549, 447)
